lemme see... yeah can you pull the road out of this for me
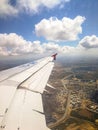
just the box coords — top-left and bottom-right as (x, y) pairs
(48, 75), (72, 129)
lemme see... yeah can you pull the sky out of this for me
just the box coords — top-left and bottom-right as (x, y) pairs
(0, 0), (98, 59)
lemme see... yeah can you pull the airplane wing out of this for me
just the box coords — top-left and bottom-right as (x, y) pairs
(0, 54), (57, 130)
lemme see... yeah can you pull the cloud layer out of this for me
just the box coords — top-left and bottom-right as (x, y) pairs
(0, 33), (98, 57)
(35, 16), (85, 41)
(0, 33), (75, 56)
(0, 0), (70, 17)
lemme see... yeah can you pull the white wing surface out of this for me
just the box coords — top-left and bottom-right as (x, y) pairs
(0, 56), (55, 130)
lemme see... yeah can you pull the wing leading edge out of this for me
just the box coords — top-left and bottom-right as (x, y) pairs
(0, 55), (56, 130)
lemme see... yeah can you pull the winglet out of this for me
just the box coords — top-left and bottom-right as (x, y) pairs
(51, 53), (57, 60)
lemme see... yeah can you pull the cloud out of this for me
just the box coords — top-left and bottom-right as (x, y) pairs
(0, 0), (70, 17)
(42, 42), (76, 54)
(0, 47), (9, 56)
(17, 0), (70, 13)
(35, 16), (85, 42)
(0, 33), (76, 56)
(0, 0), (18, 18)
(0, 33), (98, 58)
(79, 35), (98, 49)
(43, 42), (61, 53)
(0, 33), (44, 55)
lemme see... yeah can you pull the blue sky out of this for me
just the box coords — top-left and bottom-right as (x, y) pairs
(0, 0), (98, 57)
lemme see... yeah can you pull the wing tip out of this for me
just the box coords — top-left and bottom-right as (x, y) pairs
(51, 53), (58, 60)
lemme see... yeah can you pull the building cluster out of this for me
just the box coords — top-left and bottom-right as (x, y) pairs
(86, 102), (98, 113)
(69, 91), (82, 109)
(56, 88), (67, 113)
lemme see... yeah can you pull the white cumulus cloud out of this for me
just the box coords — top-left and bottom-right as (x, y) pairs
(0, 33), (76, 56)
(79, 35), (98, 49)
(0, 0), (18, 18)
(0, 33), (44, 55)
(35, 16), (85, 42)
(1, 33), (97, 57)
